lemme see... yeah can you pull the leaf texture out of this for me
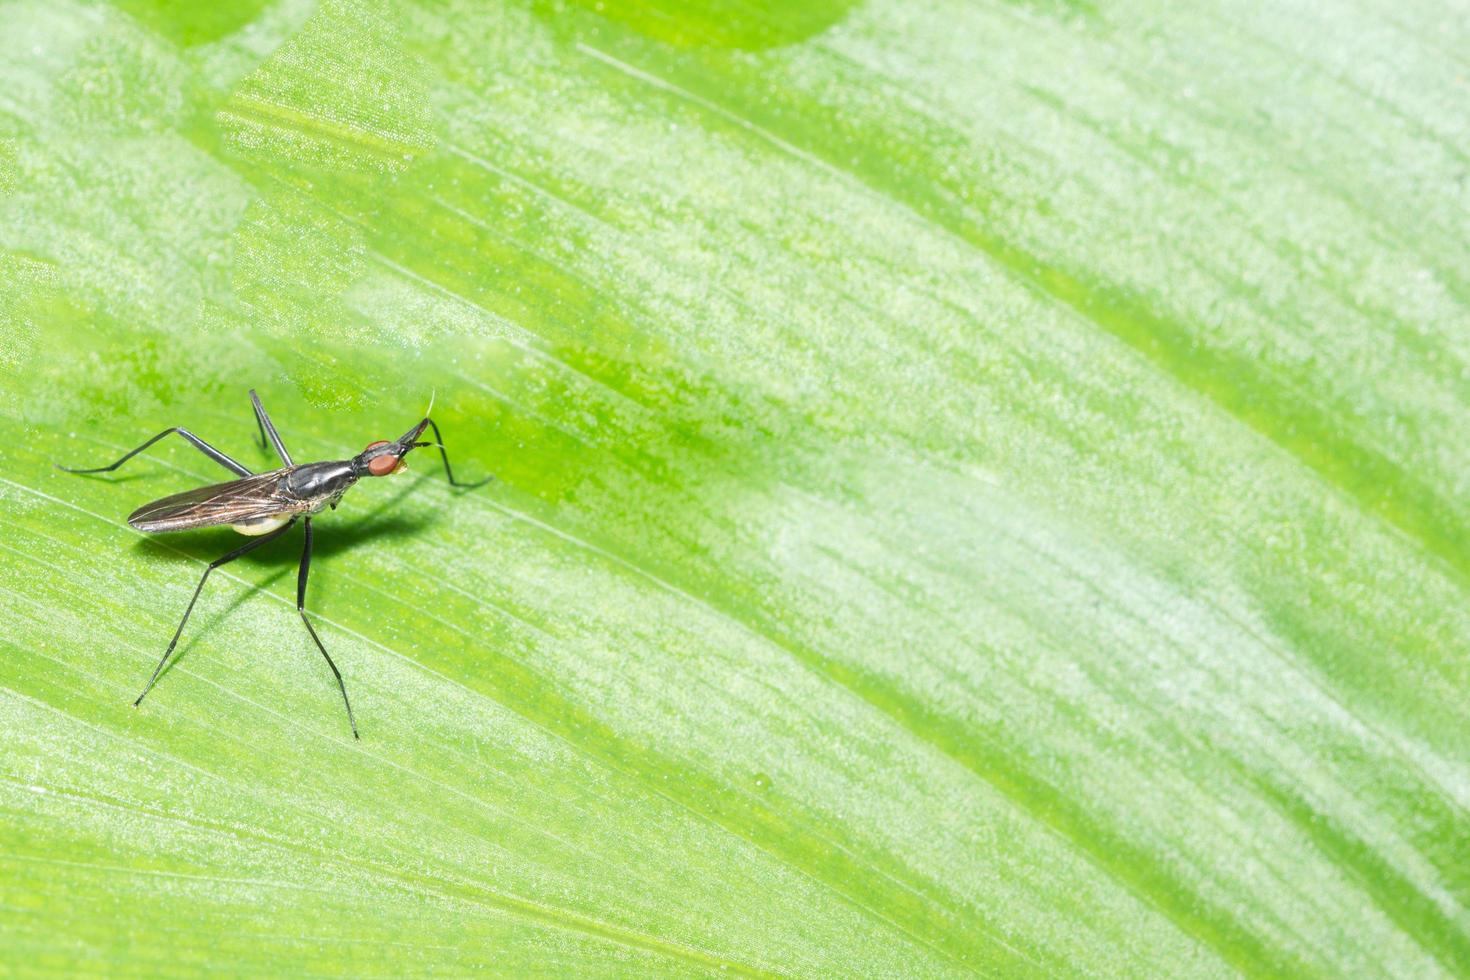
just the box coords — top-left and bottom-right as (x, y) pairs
(0, 0), (1467, 975)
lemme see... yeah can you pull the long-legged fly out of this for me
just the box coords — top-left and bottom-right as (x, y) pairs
(57, 389), (489, 739)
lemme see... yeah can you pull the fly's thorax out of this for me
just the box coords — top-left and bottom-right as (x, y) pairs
(284, 461), (359, 512)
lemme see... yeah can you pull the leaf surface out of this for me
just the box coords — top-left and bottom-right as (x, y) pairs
(1, 0), (1468, 974)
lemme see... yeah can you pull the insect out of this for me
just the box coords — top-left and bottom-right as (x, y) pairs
(57, 389), (489, 739)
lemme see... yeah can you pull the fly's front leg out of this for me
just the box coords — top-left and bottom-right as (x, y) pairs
(297, 517), (359, 739)
(57, 427), (252, 477)
(419, 419), (493, 488)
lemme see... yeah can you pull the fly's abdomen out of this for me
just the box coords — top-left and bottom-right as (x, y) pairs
(229, 514), (294, 536)
(126, 469), (293, 534)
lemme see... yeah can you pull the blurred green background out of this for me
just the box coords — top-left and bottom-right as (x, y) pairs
(1, 0), (1468, 974)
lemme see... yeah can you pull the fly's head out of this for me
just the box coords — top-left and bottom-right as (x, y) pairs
(352, 418), (431, 478)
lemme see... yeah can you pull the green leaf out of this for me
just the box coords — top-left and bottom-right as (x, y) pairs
(2, 0), (1467, 974)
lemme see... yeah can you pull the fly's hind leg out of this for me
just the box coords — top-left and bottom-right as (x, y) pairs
(57, 428), (252, 477)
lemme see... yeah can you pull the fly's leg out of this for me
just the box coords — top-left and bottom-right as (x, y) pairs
(134, 520), (296, 707)
(297, 517), (359, 739)
(250, 389), (294, 466)
(418, 419), (493, 488)
(253, 405), (270, 455)
(57, 428), (252, 477)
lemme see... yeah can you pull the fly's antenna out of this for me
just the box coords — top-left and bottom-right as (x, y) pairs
(424, 388), (436, 420)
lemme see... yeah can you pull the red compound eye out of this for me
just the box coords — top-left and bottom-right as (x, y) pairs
(363, 440), (400, 476)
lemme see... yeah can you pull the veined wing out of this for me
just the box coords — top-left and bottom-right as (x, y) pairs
(128, 469), (295, 533)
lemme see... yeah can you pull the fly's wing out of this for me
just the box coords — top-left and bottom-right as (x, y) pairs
(128, 470), (293, 533)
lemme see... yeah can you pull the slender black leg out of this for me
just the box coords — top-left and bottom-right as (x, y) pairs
(253, 407), (269, 454)
(57, 428), (252, 477)
(418, 419), (493, 488)
(134, 520), (295, 707)
(297, 518), (358, 739)
(250, 389), (294, 466)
